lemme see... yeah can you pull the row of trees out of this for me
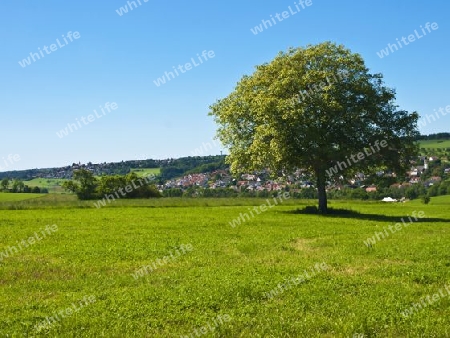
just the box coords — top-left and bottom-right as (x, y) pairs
(416, 133), (450, 140)
(0, 178), (48, 193)
(62, 169), (161, 200)
(162, 181), (450, 201)
(331, 181), (450, 201)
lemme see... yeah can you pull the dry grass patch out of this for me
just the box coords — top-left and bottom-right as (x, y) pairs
(291, 238), (318, 252)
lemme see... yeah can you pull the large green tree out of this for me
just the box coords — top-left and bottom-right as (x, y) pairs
(62, 169), (98, 200)
(1, 178), (9, 191)
(209, 42), (419, 213)
(11, 179), (25, 193)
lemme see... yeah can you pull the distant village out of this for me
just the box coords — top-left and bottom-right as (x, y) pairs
(1, 152), (449, 199)
(160, 156), (449, 194)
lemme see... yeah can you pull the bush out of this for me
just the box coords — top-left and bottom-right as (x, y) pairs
(31, 186), (41, 193)
(421, 195), (431, 204)
(163, 188), (184, 197)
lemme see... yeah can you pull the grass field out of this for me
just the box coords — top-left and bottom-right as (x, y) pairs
(24, 178), (68, 193)
(419, 139), (450, 149)
(0, 192), (45, 202)
(130, 168), (161, 177)
(1, 195), (450, 337)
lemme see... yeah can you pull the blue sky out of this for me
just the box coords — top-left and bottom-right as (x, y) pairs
(1, 0), (449, 171)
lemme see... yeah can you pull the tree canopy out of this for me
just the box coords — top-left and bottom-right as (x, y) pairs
(62, 169), (161, 200)
(209, 42), (419, 213)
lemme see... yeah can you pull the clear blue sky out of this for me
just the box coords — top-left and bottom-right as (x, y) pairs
(1, 0), (449, 171)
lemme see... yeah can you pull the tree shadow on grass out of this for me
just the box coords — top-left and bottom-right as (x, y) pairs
(282, 206), (450, 223)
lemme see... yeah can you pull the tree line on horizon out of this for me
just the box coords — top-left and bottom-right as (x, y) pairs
(0, 178), (48, 194)
(416, 132), (450, 140)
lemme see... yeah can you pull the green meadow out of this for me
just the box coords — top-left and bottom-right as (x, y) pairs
(419, 139), (450, 149)
(1, 195), (450, 337)
(130, 168), (161, 177)
(24, 178), (68, 194)
(0, 192), (45, 202)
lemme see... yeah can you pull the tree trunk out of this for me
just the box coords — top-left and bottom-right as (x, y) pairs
(315, 168), (328, 214)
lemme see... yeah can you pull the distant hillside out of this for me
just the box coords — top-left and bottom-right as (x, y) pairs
(160, 156), (227, 181)
(0, 156), (227, 181)
(417, 133), (450, 157)
(417, 132), (450, 140)
(1, 133), (448, 181)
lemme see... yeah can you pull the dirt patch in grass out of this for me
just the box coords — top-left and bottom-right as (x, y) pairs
(291, 238), (318, 252)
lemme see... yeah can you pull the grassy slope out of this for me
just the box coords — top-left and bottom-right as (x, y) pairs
(419, 139), (450, 149)
(130, 168), (161, 177)
(24, 178), (67, 193)
(0, 196), (450, 337)
(0, 192), (45, 202)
